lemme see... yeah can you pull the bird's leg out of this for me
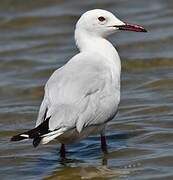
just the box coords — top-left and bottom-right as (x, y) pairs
(100, 135), (108, 154)
(60, 144), (66, 160)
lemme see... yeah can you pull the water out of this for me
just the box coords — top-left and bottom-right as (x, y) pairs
(0, 0), (173, 179)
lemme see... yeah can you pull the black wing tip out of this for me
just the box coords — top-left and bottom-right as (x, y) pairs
(11, 118), (50, 145)
(33, 137), (42, 147)
(11, 133), (42, 148)
(11, 134), (28, 141)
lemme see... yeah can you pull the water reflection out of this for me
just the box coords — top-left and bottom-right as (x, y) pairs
(42, 131), (142, 179)
(45, 156), (131, 180)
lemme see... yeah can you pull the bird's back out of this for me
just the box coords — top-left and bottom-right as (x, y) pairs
(36, 51), (120, 135)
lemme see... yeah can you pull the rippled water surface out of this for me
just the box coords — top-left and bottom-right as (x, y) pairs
(1, 0), (173, 179)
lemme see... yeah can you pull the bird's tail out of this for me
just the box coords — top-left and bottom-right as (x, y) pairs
(11, 118), (67, 147)
(11, 118), (51, 147)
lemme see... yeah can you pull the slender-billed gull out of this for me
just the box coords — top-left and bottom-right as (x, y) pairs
(11, 9), (147, 159)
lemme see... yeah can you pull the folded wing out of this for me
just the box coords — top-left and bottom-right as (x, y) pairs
(34, 52), (119, 144)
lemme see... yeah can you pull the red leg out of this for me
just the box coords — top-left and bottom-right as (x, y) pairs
(101, 135), (108, 153)
(60, 144), (66, 160)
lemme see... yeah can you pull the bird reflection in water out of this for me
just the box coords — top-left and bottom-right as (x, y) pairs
(45, 155), (130, 180)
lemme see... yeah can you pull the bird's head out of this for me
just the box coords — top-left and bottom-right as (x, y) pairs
(76, 9), (147, 37)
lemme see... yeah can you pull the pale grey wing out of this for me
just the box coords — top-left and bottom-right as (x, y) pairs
(35, 94), (49, 127)
(75, 86), (119, 133)
(36, 52), (119, 132)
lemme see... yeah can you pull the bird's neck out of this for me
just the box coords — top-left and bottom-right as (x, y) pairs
(75, 28), (121, 75)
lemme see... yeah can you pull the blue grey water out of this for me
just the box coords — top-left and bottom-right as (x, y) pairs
(0, 0), (173, 179)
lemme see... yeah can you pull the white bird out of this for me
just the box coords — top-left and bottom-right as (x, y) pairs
(11, 9), (147, 159)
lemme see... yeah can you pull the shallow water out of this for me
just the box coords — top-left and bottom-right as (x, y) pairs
(0, 0), (173, 179)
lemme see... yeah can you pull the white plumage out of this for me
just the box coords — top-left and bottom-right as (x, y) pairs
(36, 9), (123, 144)
(11, 9), (146, 155)
(38, 50), (120, 144)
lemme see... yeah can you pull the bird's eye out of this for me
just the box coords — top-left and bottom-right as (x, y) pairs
(98, 16), (106, 22)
